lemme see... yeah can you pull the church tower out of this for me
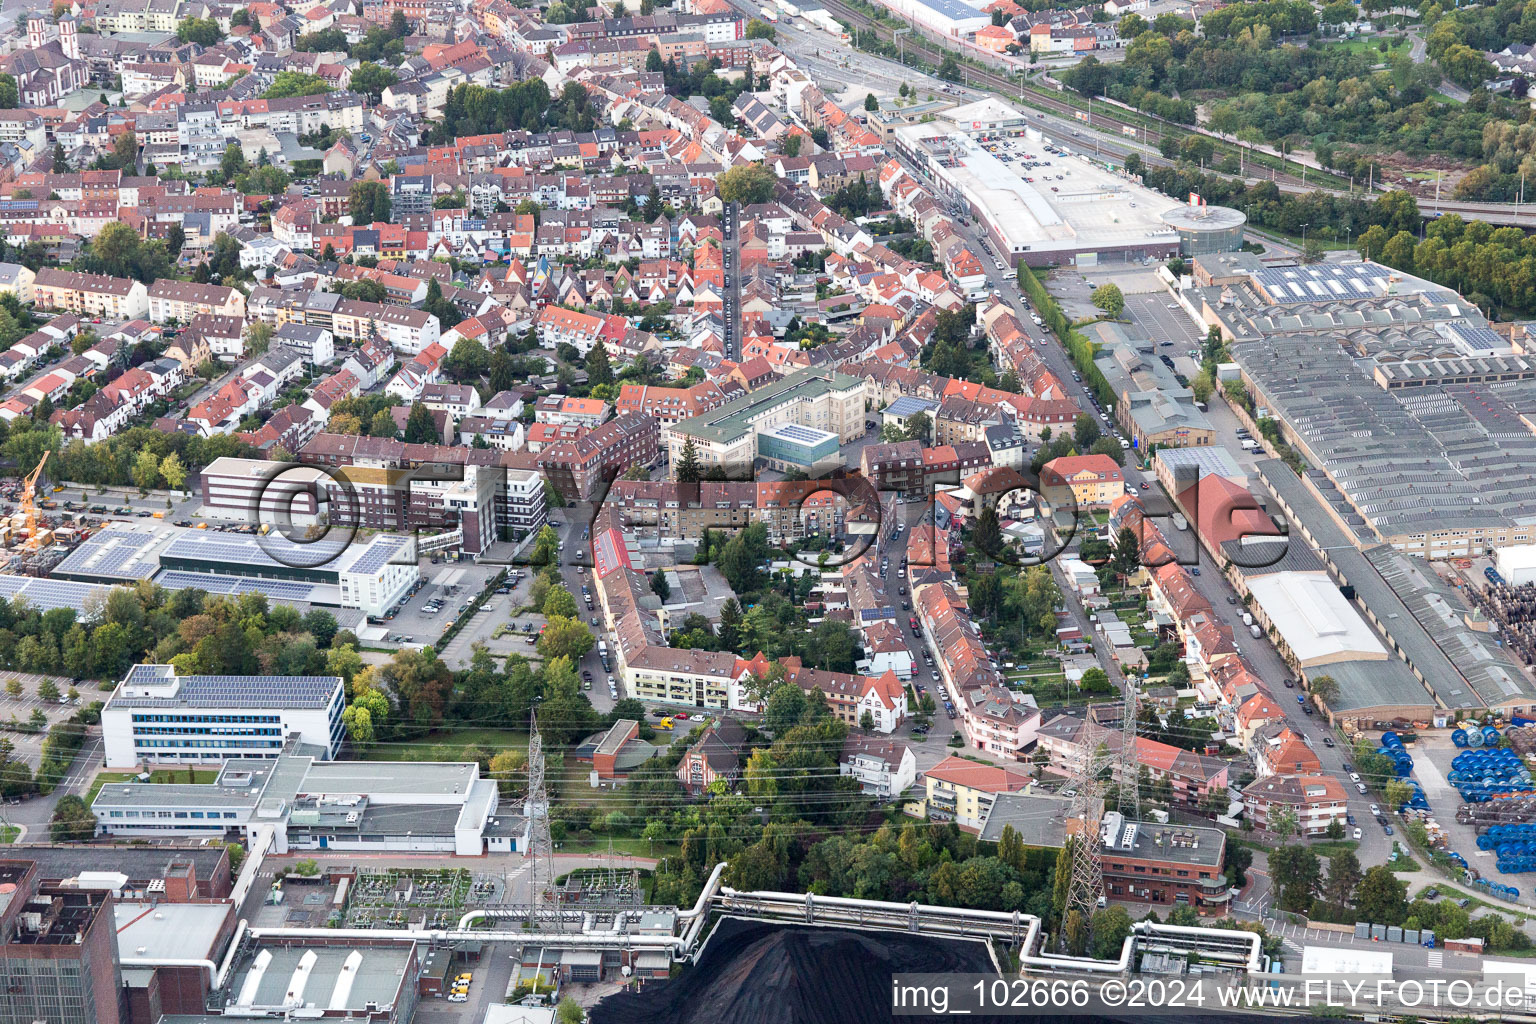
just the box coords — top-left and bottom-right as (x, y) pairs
(59, 15), (79, 60)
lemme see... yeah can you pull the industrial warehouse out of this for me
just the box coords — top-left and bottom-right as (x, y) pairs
(51, 521), (419, 617)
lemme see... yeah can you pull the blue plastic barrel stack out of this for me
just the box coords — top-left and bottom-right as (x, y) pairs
(1377, 733), (1431, 810)
(1454, 728), (1471, 748)
(1450, 744), (1535, 802)
(1466, 873), (1523, 900)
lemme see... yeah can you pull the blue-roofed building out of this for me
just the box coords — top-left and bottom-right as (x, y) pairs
(756, 421), (842, 473)
(102, 664), (346, 768)
(882, 396), (939, 437)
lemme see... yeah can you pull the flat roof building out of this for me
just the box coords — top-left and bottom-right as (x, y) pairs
(102, 663), (346, 768)
(216, 939), (419, 1024)
(891, 117), (1183, 267)
(54, 521), (418, 617)
(91, 742), (526, 856)
(1245, 572), (1387, 668)
(1099, 811), (1229, 916)
(666, 367), (868, 477)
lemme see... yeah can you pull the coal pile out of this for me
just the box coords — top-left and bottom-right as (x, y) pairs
(592, 919), (995, 1024)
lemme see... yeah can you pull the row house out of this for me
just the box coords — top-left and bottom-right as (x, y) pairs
(914, 579), (1040, 759)
(147, 280), (246, 324)
(613, 379), (745, 425)
(33, 269), (149, 320)
(537, 413), (659, 501)
(533, 395), (610, 429)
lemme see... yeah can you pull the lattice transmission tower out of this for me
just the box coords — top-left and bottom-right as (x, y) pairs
(1064, 720), (1112, 921)
(1117, 683), (1141, 822)
(525, 710), (560, 929)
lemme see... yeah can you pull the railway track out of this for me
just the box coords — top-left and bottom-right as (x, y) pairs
(818, 0), (1323, 191)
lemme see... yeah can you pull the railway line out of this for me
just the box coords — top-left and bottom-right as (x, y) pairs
(815, 0), (1328, 192)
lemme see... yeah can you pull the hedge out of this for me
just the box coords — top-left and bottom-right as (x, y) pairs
(1016, 264), (1115, 409)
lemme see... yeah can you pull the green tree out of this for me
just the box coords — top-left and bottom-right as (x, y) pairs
(1309, 674), (1340, 708)
(1089, 906), (1133, 958)
(537, 616), (595, 662)
(1063, 908), (1090, 955)
(556, 996), (584, 1024)
(1354, 865), (1408, 924)
(158, 452), (186, 493)
(176, 16), (221, 44)
(743, 17), (776, 38)
(1090, 283), (1124, 317)
(0, 74), (16, 110)
(903, 410), (932, 443)
(340, 279), (387, 303)
(542, 586), (578, 619)
(1073, 412), (1101, 448)
(402, 402), (438, 444)
(132, 448), (160, 491)
(763, 680), (807, 734)
(973, 505), (1002, 556)
(1325, 849), (1362, 906)
(49, 794), (96, 841)
(864, 92), (879, 111)
(343, 683), (389, 747)
(717, 163), (776, 204)
(263, 71), (332, 99)
(443, 336), (489, 381)
(938, 54), (962, 82)
(676, 435), (702, 483)
(37, 679), (58, 701)
(532, 525), (560, 566)
(349, 62), (399, 101)
(650, 570), (671, 603)
(326, 644), (363, 684)
(585, 343), (613, 386)
(348, 180), (391, 224)
(424, 277), (463, 330)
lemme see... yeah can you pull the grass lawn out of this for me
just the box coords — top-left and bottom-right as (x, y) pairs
(0, 825), (17, 843)
(1307, 839), (1360, 857)
(1429, 91), (1464, 104)
(85, 768), (219, 807)
(554, 835), (680, 861)
(358, 729), (529, 761)
(1319, 35), (1408, 55)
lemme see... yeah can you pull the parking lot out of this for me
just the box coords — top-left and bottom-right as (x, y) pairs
(0, 672), (90, 763)
(1123, 291), (1204, 350)
(368, 560), (509, 652)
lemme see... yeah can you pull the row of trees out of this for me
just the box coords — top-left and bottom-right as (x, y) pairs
(1357, 212), (1536, 317)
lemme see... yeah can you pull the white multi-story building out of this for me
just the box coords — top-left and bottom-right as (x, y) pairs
(840, 735), (917, 798)
(102, 664), (346, 768)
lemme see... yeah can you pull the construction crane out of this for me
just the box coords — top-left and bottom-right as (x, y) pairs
(18, 451), (49, 553)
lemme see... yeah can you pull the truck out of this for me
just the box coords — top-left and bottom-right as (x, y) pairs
(759, 5), (779, 18)
(1249, 623), (1262, 639)
(1170, 511), (1188, 532)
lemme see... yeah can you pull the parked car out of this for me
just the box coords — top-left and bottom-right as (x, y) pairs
(1352, 827), (1363, 840)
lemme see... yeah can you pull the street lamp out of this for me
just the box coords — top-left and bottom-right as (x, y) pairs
(1300, 222), (1309, 250)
